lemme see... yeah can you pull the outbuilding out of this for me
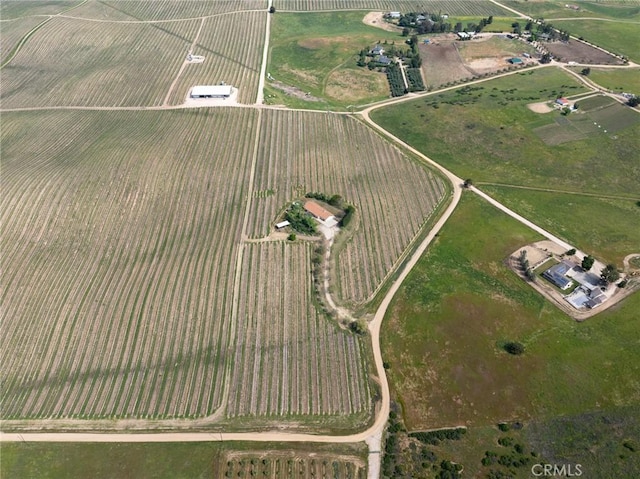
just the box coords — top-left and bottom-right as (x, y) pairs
(508, 57), (523, 64)
(275, 220), (290, 229)
(555, 97), (570, 106)
(303, 201), (335, 223)
(190, 85), (233, 99)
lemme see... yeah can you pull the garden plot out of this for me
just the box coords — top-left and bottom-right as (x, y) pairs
(0, 17), (200, 108)
(246, 110), (447, 306)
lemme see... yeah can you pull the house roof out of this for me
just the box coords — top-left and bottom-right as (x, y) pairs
(542, 262), (574, 289)
(303, 201), (334, 221)
(378, 55), (391, 64)
(509, 57), (523, 64)
(191, 85), (232, 97)
(556, 97), (570, 105)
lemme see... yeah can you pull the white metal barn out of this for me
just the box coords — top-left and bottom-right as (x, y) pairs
(190, 85), (233, 98)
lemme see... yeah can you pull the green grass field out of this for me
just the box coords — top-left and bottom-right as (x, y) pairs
(503, 0), (640, 20)
(553, 19), (640, 62)
(267, 11), (402, 109)
(382, 192), (640, 431)
(1, 441), (368, 479)
(370, 68), (640, 195)
(580, 67), (640, 94)
(479, 185), (640, 265)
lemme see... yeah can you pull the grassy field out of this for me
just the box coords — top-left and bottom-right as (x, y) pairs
(267, 11), (400, 109)
(0, 0), (76, 18)
(479, 185), (640, 265)
(503, 0), (640, 20)
(387, 405), (640, 478)
(577, 67), (640, 93)
(370, 67), (640, 195)
(1, 441), (368, 479)
(553, 19), (640, 62)
(381, 192), (640, 431)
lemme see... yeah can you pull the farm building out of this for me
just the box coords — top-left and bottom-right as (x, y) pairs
(303, 201), (335, 223)
(387, 11), (401, 19)
(542, 262), (574, 290)
(275, 220), (290, 229)
(371, 44), (385, 55)
(457, 32), (475, 40)
(190, 85), (233, 99)
(377, 55), (392, 65)
(555, 97), (570, 106)
(508, 57), (523, 65)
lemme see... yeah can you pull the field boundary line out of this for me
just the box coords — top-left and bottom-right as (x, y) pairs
(163, 17), (206, 106)
(255, 0), (272, 105)
(476, 182), (639, 200)
(50, 9), (268, 25)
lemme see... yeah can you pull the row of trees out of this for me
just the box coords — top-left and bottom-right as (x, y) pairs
(454, 15), (493, 34)
(582, 254), (620, 285)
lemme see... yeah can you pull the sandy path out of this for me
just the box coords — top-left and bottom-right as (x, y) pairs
(255, 0), (271, 105)
(362, 12), (399, 33)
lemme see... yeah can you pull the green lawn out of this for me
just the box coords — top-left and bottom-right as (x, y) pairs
(382, 192), (640, 431)
(553, 19), (640, 62)
(267, 11), (402, 110)
(370, 67), (640, 195)
(479, 186), (640, 265)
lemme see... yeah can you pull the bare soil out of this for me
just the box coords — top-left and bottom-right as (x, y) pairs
(527, 101), (554, 113)
(419, 40), (474, 87)
(545, 40), (624, 65)
(362, 12), (401, 33)
(268, 80), (322, 102)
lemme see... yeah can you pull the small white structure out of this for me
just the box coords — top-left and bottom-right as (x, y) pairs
(388, 11), (401, 19)
(275, 220), (290, 229)
(190, 85), (233, 99)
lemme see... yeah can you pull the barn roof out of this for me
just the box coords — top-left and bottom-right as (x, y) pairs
(303, 201), (334, 221)
(191, 85), (232, 97)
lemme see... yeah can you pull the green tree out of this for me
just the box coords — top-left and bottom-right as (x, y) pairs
(600, 264), (620, 284)
(268, 5), (275, 13)
(628, 96), (639, 107)
(565, 248), (576, 256)
(582, 255), (595, 271)
(540, 52), (552, 64)
(463, 178), (473, 188)
(581, 67), (591, 76)
(504, 342), (525, 355)
(402, 27), (410, 37)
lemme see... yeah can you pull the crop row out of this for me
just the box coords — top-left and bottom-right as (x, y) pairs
(0, 16), (45, 64)
(1, 108), (257, 419)
(1, 17), (200, 108)
(168, 11), (267, 105)
(227, 242), (370, 417)
(100, 0), (267, 20)
(274, 0), (510, 15)
(221, 454), (366, 479)
(246, 110), (446, 306)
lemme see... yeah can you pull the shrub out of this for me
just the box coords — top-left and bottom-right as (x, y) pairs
(349, 318), (368, 335)
(504, 342), (525, 355)
(287, 233), (296, 241)
(497, 423), (510, 432)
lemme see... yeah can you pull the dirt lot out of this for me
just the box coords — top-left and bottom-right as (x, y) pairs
(362, 12), (401, 33)
(545, 40), (624, 65)
(419, 40), (474, 87)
